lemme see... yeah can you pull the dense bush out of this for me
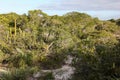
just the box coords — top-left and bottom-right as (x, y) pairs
(0, 10), (120, 80)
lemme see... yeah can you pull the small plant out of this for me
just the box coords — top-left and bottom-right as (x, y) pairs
(39, 72), (54, 80)
(1, 67), (36, 80)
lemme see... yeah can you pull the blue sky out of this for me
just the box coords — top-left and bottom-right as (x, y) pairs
(0, 0), (120, 20)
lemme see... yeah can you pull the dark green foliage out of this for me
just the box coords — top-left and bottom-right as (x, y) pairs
(116, 19), (120, 26)
(39, 72), (54, 80)
(72, 39), (120, 80)
(40, 53), (66, 69)
(8, 53), (33, 68)
(1, 68), (36, 80)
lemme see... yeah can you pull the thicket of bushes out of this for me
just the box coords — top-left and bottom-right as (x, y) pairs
(0, 10), (120, 80)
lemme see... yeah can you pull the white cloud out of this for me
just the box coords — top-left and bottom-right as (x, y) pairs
(38, 0), (120, 10)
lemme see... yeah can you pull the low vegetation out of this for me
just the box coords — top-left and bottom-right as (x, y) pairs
(0, 10), (120, 80)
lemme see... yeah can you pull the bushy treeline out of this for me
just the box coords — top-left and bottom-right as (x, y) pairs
(0, 10), (120, 80)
